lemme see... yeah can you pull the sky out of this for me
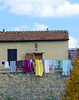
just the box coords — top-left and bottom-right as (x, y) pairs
(0, 0), (79, 48)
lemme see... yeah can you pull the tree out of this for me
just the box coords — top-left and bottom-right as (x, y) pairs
(62, 56), (79, 100)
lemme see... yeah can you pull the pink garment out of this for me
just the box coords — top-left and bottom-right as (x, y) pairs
(23, 60), (32, 72)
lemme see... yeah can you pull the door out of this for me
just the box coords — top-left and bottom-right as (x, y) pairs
(35, 54), (42, 60)
(26, 53), (34, 61)
(8, 49), (17, 61)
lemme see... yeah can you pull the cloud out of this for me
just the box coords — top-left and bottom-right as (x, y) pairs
(14, 25), (30, 31)
(13, 23), (48, 31)
(0, 0), (79, 17)
(69, 36), (78, 48)
(32, 23), (48, 30)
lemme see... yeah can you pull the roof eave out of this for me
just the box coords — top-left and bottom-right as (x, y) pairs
(0, 39), (69, 42)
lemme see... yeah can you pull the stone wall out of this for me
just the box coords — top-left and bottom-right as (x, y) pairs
(0, 71), (68, 100)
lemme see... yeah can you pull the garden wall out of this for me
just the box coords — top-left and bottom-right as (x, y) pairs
(0, 71), (67, 100)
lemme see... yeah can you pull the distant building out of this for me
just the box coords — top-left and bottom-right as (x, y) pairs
(69, 48), (79, 60)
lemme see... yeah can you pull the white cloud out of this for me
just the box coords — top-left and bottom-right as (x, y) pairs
(0, 0), (79, 17)
(69, 36), (78, 48)
(14, 25), (30, 31)
(32, 23), (48, 30)
(13, 23), (48, 31)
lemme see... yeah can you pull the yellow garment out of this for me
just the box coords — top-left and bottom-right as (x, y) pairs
(36, 60), (40, 76)
(39, 60), (43, 76)
(36, 59), (43, 76)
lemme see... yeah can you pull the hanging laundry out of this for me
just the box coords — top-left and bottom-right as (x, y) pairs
(56, 60), (61, 68)
(50, 60), (54, 65)
(36, 60), (40, 76)
(35, 59), (43, 76)
(4, 61), (9, 68)
(62, 60), (67, 76)
(45, 60), (49, 73)
(42, 60), (44, 65)
(56, 60), (58, 68)
(62, 60), (72, 76)
(23, 60), (32, 72)
(39, 60), (43, 76)
(34, 60), (36, 66)
(30, 59), (32, 66)
(60, 60), (63, 68)
(10, 61), (16, 71)
(49, 60), (55, 70)
(31, 62), (35, 72)
(16, 60), (23, 71)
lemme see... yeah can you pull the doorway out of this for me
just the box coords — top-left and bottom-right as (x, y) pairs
(35, 54), (42, 60)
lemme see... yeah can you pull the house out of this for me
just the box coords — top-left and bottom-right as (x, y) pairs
(0, 29), (69, 62)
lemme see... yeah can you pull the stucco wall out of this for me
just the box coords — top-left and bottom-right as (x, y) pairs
(0, 41), (68, 62)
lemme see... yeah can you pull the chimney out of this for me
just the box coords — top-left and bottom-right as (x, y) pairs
(3, 29), (5, 33)
(47, 28), (48, 32)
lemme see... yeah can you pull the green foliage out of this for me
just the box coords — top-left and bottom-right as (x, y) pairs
(62, 56), (79, 100)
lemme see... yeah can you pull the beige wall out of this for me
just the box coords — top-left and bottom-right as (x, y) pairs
(0, 41), (68, 62)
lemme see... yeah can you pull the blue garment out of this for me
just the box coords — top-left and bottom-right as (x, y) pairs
(50, 60), (54, 65)
(62, 60), (72, 76)
(42, 60), (44, 65)
(60, 60), (63, 68)
(10, 61), (16, 71)
(56, 60), (58, 68)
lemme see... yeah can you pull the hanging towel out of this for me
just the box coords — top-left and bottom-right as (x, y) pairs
(34, 60), (36, 66)
(62, 60), (72, 76)
(23, 60), (32, 72)
(67, 60), (73, 75)
(16, 60), (23, 71)
(56, 60), (58, 68)
(50, 60), (54, 65)
(53, 60), (56, 70)
(49, 60), (55, 70)
(60, 60), (63, 68)
(42, 60), (44, 65)
(30, 59), (32, 66)
(4, 61), (9, 68)
(45, 60), (49, 73)
(56, 60), (61, 68)
(31, 62), (35, 72)
(10, 61), (16, 71)
(39, 60), (43, 76)
(35, 60), (43, 76)
(58, 60), (61, 68)
(62, 60), (67, 76)
(36, 60), (40, 76)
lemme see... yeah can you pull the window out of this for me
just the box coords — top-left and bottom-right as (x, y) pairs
(7, 49), (17, 61)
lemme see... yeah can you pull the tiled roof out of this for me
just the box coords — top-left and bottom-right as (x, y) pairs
(0, 30), (69, 41)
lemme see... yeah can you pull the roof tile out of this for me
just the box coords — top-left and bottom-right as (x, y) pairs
(0, 30), (69, 41)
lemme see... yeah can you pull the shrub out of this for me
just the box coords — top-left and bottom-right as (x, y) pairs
(62, 56), (79, 100)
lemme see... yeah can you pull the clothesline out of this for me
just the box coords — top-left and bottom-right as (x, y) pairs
(0, 59), (73, 76)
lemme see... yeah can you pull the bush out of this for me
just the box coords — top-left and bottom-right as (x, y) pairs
(62, 56), (79, 100)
